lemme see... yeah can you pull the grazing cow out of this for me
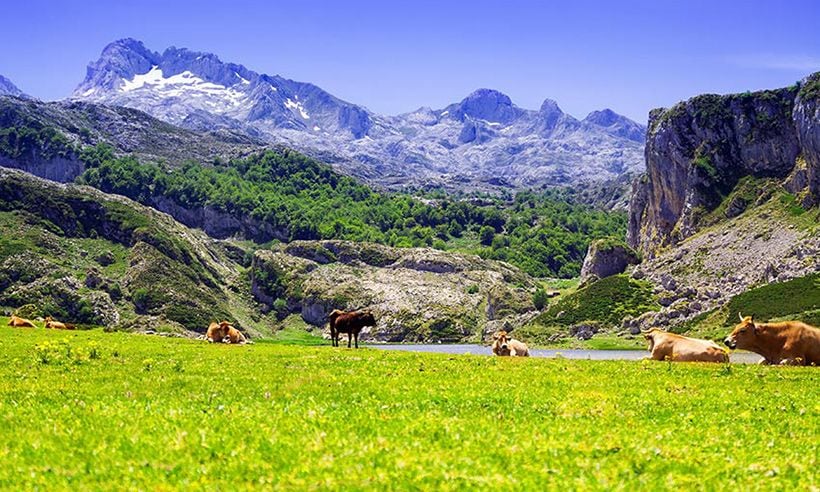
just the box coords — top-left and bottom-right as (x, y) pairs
(7, 315), (36, 328)
(643, 328), (728, 362)
(491, 331), (530, 357)
(328, 309), (376, 348)
(44, 316), (75, 330)
(724, 314), (820, 366)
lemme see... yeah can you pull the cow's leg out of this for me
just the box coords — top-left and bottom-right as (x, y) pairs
(354, 331), (359, 349)
(347, 333), (352, 348)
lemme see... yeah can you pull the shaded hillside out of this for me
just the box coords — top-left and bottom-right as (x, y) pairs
(0, 167), (550, 342)
(0, 167), (262, 335)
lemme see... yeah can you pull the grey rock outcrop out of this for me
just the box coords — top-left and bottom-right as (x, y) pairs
(579, 239), (640, 284)
(251, 241), (537, 342)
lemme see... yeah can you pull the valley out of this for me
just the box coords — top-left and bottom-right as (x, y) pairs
(0, 42), (817, 351)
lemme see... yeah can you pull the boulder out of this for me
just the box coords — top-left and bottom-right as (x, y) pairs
(579, 239), (640, 285)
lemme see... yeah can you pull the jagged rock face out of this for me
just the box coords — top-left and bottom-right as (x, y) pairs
(794, 74), (820, 203)
(629, 76), (820, 257)
(70, 39), (646, 191)
(579, 239), (640, 284)
(250, 241), (536, 342)
(0, 75), (26, 97)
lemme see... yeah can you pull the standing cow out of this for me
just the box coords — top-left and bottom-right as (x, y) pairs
(643, 328), (728, 362)
(328, 309), (376, 348)
(725, 314), (820, 365)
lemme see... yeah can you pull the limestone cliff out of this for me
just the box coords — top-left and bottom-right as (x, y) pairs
(628, 73), (820, 257)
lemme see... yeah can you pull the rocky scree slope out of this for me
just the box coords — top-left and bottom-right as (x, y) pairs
(72, 38), (646, 191)
(250, 240), (538, 342)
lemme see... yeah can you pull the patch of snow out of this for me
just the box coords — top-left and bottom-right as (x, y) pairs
(81, 88), (96, 97)
(269, 84), (278, 92)
(235, 72), (250, 85)
(117, 66), (248, 111)
(313, 125), (321, 131)
(285, 98), (310, 119)
(120, 66), (165, 91)
(440, 110), (449, 116)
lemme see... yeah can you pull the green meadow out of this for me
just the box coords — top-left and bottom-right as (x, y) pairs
(0, 325), (817, 490)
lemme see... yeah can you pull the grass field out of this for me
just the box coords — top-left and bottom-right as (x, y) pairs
(0, 326), (817, 490)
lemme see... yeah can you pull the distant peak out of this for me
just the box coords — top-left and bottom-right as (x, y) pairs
(584, 108), (621, 125)
(463, 88), (512, 104)
(0, 74), (27, 97)
(584, 109), (645, 142)
(455, 88), (520, 124)
(539, 98), (564, 115)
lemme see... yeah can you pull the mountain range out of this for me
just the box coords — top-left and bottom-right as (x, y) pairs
(66, 38), (645, 190)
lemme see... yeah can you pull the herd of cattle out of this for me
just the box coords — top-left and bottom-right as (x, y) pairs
(5, 309), (820, 365)
(491, 314), (820, 366)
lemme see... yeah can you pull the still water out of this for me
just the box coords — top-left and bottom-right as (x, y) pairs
(368, 344), (764, 364)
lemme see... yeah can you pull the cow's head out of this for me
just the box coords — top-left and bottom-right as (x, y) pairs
(44, 316), (53, 323)
(724, 313), (756, 350)
(493, 331), (511, 352)
(643, 328), (660, 351)
(358, 310), (376, 326)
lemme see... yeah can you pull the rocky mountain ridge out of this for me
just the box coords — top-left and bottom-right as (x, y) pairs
(71, 38), (646, 191)
(0, 75), (26, 97)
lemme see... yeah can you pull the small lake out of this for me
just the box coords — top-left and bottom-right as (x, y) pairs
(367, 344), (764, 364)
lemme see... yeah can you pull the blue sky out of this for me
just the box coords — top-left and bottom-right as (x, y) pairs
(1, 0), (818, 122)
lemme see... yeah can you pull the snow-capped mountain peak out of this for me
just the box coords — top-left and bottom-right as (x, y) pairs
(72, 39), (646, 190)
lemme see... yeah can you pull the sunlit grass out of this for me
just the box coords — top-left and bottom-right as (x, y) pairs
(0, 326), (816, 490)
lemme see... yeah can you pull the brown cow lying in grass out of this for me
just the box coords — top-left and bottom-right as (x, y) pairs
(328, 309), (376, 348)
(491, 330), (529, 357)
(725, 314), (820, 366)
(44, 316), (75, 330)
(7, 315), (36, 328)
(643, 328), (728, 362)
(205, 321), (247, 344)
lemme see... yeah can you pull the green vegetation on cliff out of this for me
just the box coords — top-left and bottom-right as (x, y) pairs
(0, 170), (259, 333)
(77, 144), (625, 278)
